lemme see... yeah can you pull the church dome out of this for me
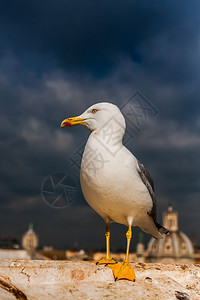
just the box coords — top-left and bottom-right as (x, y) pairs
(147, 205), (194, 263)
(22, 223), (39, 252)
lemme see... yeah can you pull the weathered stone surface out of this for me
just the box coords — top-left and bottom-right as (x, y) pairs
(0, 260), (199, 299)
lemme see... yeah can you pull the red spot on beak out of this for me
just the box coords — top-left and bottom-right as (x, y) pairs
(65, 121), (72, 127)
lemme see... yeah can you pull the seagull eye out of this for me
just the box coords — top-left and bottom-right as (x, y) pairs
(92, 109), (98, 114)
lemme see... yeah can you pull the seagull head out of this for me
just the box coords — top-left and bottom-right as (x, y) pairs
(61, 102), (126, 134)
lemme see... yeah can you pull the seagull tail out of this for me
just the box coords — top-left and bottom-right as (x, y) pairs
(155, 222), (170, 236)
(139, 217), (169, 239)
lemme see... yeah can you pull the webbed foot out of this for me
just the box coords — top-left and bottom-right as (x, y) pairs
(108, 261), (135, 281)
(95, 257), (116, 265)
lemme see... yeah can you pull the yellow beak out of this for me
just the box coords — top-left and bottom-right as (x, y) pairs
(60, 116), (84, 127)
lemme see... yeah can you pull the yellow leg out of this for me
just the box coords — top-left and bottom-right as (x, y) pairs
(125, 225), (132, 262)
(108, 226), (135, 281)
(95, 223), (116, 265)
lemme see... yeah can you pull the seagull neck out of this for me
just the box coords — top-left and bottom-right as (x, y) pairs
(91, 120), (125, 149)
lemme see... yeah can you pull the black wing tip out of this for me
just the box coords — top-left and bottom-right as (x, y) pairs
(159, 227), (170, 235)
(155, 222), (170, 235)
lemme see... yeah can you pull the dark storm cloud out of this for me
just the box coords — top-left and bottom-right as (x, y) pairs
(0, 0), (199, 76)
(0, 1), (200, 248)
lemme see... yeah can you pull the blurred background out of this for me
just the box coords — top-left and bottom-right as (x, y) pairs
(0, 1), (199, 261)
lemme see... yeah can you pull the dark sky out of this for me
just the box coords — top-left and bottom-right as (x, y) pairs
(0, 0), (199, 250)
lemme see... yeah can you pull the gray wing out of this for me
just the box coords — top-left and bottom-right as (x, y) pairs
(137, 160), (157, 222)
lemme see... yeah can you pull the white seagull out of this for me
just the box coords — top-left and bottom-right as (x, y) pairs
(61, 102), (168, 281)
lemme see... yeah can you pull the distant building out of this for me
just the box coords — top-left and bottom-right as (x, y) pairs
(22, 223), (39, 252)
(40, 249), (66, 260)
(0, 237), (19, 249)
(0, 249), (32, 259)
(0, 223), (42, 260)
(146, 205), (194, 264)
(93, 251), (137, 263)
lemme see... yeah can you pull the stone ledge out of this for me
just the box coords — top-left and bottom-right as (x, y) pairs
(0, 260), (199, 299)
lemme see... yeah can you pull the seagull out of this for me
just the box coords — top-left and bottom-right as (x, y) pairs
(61, 102), (168, 281)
